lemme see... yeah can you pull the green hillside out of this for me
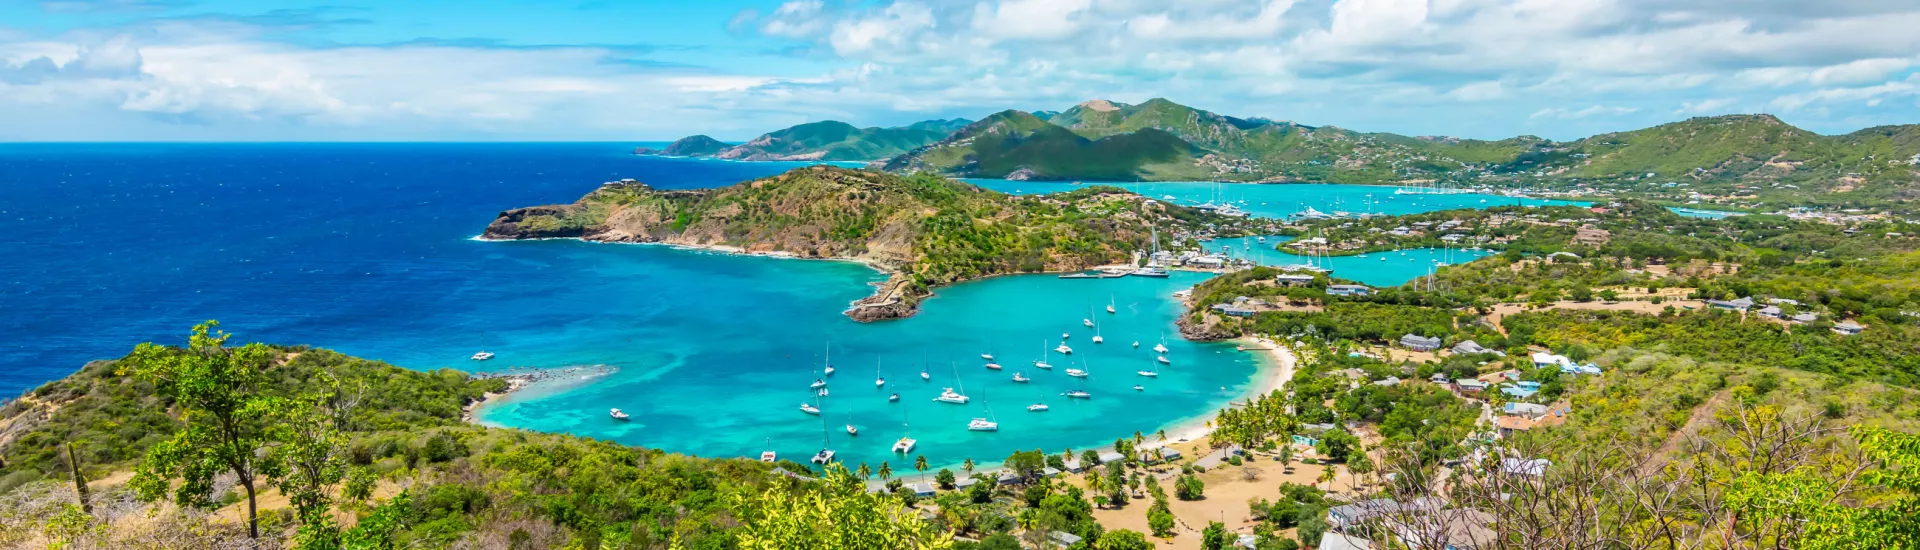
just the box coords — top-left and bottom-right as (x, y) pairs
(638, 118), (971, 162)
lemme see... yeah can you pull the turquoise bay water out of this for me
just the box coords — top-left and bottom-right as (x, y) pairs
(1196, 236), (1493, 287)
(1, 143), (1530, 472)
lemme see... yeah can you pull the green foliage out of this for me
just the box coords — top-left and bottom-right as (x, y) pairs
(729, 463), (953, 549)
(1096, 528), (1152, 550)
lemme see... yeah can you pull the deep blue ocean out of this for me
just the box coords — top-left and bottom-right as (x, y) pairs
(0, 143), (1529, 469)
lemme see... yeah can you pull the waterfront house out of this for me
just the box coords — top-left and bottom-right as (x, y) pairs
(909, 482), (936, 498)
(1530, 352), (1572, 368)
(1400, 334), (1443, 352)
(1153, 447), (1183, 463)
(1062, 458), (1085, 473)
(955, 476), (980, 490)
(1276, 274), (1317, 286)
(1327, 284), (1374, 297)
(1834, 320), (1866, 336)
(1096, 451), (1125, 464)
(1211, 304), (1257, 317)
(1451, 340), (1497, 356)
(1041, 467), (1062, 478)
(1318, 533), (1374, 550)
(995, 471), (1019, 485)
(1707, 296), (1755, 311)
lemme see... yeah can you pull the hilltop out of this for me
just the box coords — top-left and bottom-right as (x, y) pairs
(483, 166), (1234, 320)
(637, 119), (971, 162)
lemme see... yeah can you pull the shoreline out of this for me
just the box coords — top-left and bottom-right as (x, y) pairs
(1137, 336), (1297, 453)
(462, 364), (620, 423)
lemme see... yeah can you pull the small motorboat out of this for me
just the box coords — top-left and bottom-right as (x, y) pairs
(981, 353), (994, 360)
(1132, 341), (1139, 348)
(1133, 385), (1145, 391)
(920, 369), (931, 381)
(1062, 332), (1071, 340)
(800, 403), (820, 415)
(609, 408), (630, 421)
(1012, 372), (1030, 383)
(985, 362), (1003, 370)
(889, 392), (900, 402)
(846, 425), (859, 436)
(1157, 356), (1171, 364)
(471, 351), (495, 361)
(1027, 403), (1049, 412)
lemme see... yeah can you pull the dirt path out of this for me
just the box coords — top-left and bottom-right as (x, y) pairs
(1639, 390), (1729, 477)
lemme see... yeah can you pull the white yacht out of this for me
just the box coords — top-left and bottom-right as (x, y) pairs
(1055, 343), (1074, 355)
(1133, 385), (1145, 391)
(889, 392), (900, 402)
(968, 418), (999, 431)
(1012, 372), (1030, 383)
(609, 408), (630, 421)
(1083, 318), (1095, 328)
(810, 449), (836, 465)
(811, 379), (827, 389)
(1063, 390), (1092, 399)
(985, 362), (1003, 370)
(1157, 356), (1171, 364)
(1106, 296), (1116, 314)
(934, 388), (971, 404)
(981, 353), (994, 360)
(1137, 369), (1158, 377)
(920, 368), (930, 381)
(875, 377), (885, 387)
(1153, 341), (1169, 354)
(1092, 335), (1104, 344)
(800, 403), (820, 415)
(845, 425), (858, 436)
(1066, 368), (1088, 378)
(1027, 403), (1049, 412)
(892, 437), (917, 453)
(470, 351), (494, 361)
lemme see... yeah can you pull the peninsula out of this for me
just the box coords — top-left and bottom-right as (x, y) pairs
(483, 166), (1238, 321)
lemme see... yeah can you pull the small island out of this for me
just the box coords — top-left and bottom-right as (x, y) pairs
(484, 166), (1240, 321)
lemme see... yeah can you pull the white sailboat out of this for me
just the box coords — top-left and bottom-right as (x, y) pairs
(893, 401), (916, 453)
(811, 379), (827, 390)
(1092, 322), (1104, 344)
(967, 385), (999, 431)
(810, 399), (835, 464)
(1066, 358), (1089, 378)
(1033, 339), (1054, 369)
(800, 402), (820, 415)
(981, 352), (994, 361)
(876, 358), (885, 387)
(1063, 390), (1091, 399)
(1012, 372), (1029, 383)
(1106, 295), (1116, 314)
(1138, 354), (1159, 377)
(609, 408), (630, 420)
(1157, 355), (1171, 365)
(822, 341), (835, 377)
(985, 361), (1003, 370)
(1027, 403), (1049, 412)
(1083, 318), (1094, 328)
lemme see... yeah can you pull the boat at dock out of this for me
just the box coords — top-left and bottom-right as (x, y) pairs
(610, 408), (630, 420)
(1058, 272), (1101, 279)
(1129, 267), (1169, 278)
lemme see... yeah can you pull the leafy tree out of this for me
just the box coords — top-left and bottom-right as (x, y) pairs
(1096, 529), (1152, 550)
(1147, 500), (1175, 537)
(263, 392), (348, 531)
(729, 464), (953, 549)
(1005, 449), (1047, 479)
(936, 468), (957, 489)
(1201, 521), (1235, 550)
(1316, 429), (1359, 462)
(122, 321), (280, 539)
(1730, 426), (1920, 549)
(1175, 474), (1205, 500)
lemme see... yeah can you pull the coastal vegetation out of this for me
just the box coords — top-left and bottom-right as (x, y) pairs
(484, 166), (1239, 321)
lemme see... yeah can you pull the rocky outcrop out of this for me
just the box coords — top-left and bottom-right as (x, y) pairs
(1177, 312), (1240, 341)
(482, 205), (592, 240)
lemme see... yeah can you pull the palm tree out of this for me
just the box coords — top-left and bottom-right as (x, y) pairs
(1133, 431), (1146, 447)
(1061, 447), (1074, 464)
(878, 461), (893, 481)
(858, 462), (872, 480)
(914, 455), (930, 482)
(1318, 465), (1337, 491)
(962, 457), (975, 475)
(1156, 429), (1168, 443)
(1086, 469), (1102, 494)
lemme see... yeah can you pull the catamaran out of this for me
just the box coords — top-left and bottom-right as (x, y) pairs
(470, 351), (494, 361)
(760, 438), (776, 463)
(810, 401), (835, 464)
(810, 448), (835, 465)
(1055, 342), (1074, 355)
(1012, 372), (1029, 383)
(817, 388), (829, 397)
(609, 408), (630, 420)
(1153, 335), (1169, 354)
(1092, 322), (1104, 344)
(892, 437), (916, 453)
(934, 388), (968, 403)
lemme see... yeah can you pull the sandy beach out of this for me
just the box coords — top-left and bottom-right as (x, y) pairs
(462, 364), (619, 424)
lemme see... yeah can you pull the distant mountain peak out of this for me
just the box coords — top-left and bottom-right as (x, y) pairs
(1077, 99), (1122, 112)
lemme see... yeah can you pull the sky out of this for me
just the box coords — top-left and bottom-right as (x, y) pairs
(2, 0), (1918, 141)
